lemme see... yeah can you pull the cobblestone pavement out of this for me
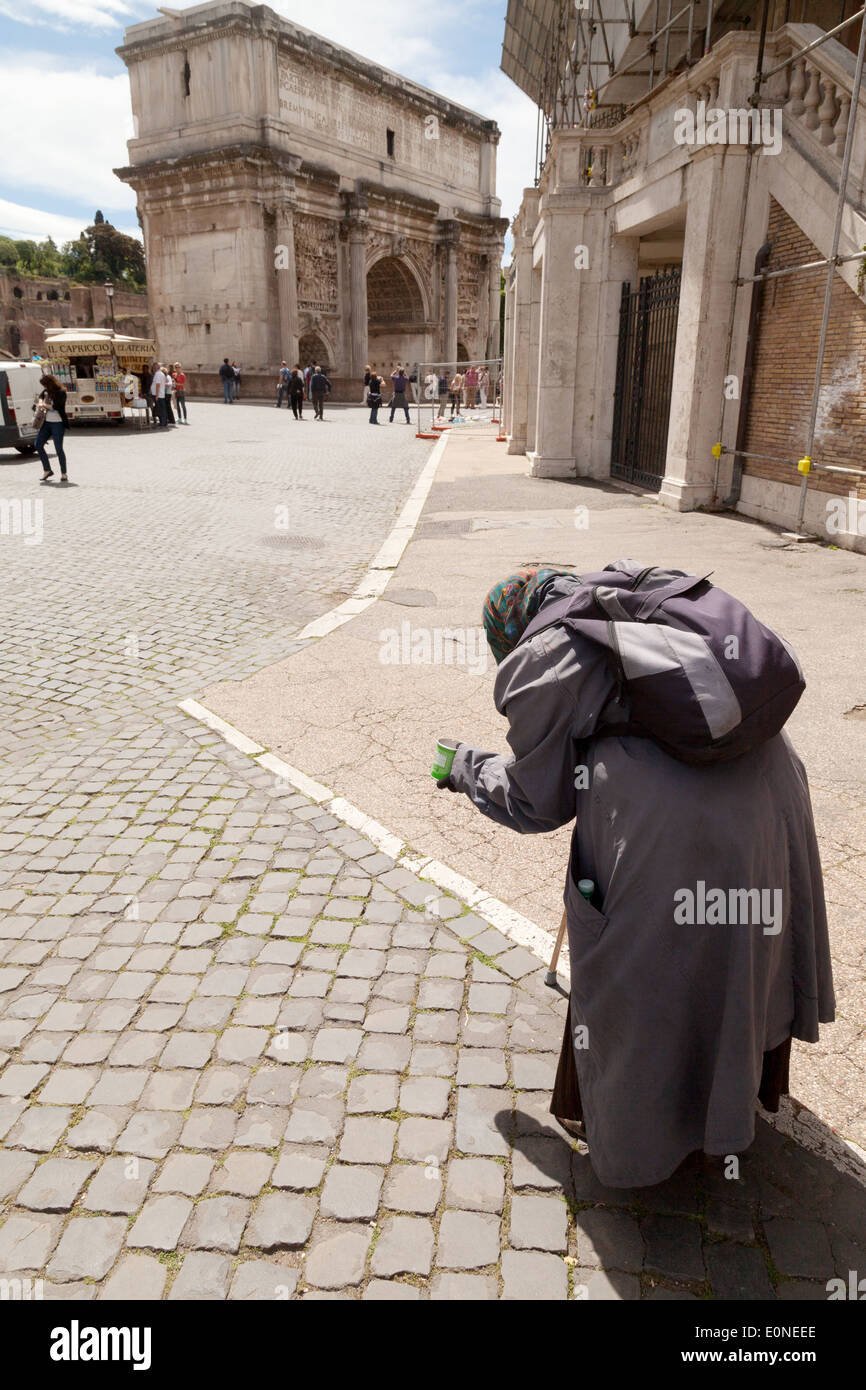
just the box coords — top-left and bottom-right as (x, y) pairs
(0, 409), (863, 1300)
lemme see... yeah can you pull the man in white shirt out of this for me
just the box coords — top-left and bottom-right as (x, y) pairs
(151, 365), (168, 427)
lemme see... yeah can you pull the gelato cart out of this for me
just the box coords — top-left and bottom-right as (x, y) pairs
(42, 328), (157, 422)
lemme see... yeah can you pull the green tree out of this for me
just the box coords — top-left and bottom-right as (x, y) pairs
(60, 216), (146, 289)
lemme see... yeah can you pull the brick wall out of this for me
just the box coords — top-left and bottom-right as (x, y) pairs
(743, 198), (866, 502)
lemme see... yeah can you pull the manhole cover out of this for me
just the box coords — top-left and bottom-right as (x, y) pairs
(384, 588), (438, 607)
(260, 535), (324, 549)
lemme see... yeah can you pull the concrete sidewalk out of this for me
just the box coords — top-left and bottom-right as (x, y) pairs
(206, 426), (866, 1161)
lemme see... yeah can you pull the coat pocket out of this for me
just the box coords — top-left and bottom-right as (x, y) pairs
(564, 865), (608, 944)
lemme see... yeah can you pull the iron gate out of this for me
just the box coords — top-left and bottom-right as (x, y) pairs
(610, 266), (681, 492)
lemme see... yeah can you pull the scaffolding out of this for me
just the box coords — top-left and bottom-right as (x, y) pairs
(501, 1), (866, 534)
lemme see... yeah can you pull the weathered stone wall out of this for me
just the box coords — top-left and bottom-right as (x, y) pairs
(1, 274), (151, 359)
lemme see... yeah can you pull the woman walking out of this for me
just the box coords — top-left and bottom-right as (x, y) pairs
(289, 368), (305, 420)
(435, 564), (834, 1189)
(173, 363), (188, 422)
(35, 374), (69, 483)
(164, 365), (176, 425)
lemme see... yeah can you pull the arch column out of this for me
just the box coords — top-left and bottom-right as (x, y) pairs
(440, 219), (460, 364)
(343, 192), (369, 377)
(273, 199), (299, 366)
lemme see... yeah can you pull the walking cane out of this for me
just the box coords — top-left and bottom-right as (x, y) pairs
(545, 907), (568, 987)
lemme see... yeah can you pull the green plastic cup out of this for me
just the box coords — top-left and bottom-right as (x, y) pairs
(431, 738), (459, 781)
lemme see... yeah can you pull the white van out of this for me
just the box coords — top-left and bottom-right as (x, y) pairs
(0, 361), (43, 454)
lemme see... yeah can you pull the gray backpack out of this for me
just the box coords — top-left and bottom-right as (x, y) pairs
(519, 559), (805, 764)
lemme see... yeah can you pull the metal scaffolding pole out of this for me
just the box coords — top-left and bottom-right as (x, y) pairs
(796, 2), (866, 529)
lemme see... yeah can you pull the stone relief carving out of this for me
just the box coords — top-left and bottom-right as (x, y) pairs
(294, 213), (338, 314)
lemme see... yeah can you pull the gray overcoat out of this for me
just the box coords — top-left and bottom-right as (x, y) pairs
(450, 605), (835, 1187)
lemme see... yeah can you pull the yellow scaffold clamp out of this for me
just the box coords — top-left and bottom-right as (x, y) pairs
(797, 455), (812, 475)
(711, 442), (723, 459)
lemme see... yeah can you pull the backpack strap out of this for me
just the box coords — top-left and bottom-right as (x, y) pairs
(519, 592), (583, 646)
(634, 572), (713, 619)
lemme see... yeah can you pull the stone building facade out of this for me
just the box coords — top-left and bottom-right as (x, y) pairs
(1, 275), (150, 360)
(501, 7), (866, 551)
(115, 0), (507, 398)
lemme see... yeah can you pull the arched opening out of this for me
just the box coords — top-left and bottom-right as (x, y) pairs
(366, 256), (429, 373)
(456, 341), (469, 363)
(298, 332), (330, 374)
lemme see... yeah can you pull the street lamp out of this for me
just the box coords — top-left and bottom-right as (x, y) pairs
(105, 282), (116, 332)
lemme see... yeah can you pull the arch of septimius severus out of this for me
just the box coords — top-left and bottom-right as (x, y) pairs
(115, 0), (508, 396)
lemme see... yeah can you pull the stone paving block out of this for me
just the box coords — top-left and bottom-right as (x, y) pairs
(47, 1216), (127, 1282)
(347, 1072), (400, 1114)
(383, 1163), (442, 1214)
(8, 1106), (72, 1152)
(445, 1158), (505, 1214)
(511, 1136), (572, 1192)
(362, 1280), (422, 1300)
(397, 1117), (453, 1165)
(140, 1070), (198, 1112)
(0, 1147), (38, 1200)
(283, 1099), (343, 1146)
(88, 1068), (149, 1107)
(321, 1164), (384, 1221)
(355, 1034), (411, 1072)
(83, 1156), (156, 1214)
(764, 1218), (835, 1280)
(297, 1065), (347, 1100)
(216, 1027), (269, 1065)
(245, 1194), (316, 1251)
(115, 1111), (183, 1160)
(414, 1012), (459, 1045)
(460, 1015), (508, 1049)
(37, 1067), (99, 1106)
(362, 1005), (411, 1034)
(67, 1106), (128, 1150)
(337, 949), (387, 979)
(158, 1031), (216, 1069)
(399, 1076), (451, 1118)
(577, 1269), (641, 1300)
(230, 1261), (299, 1300)
(183, 1196), (250, 1253)
(456, 1049), (508, 1086)
(501, 1250), (568, 1300)
(371, 1216), (434, 1277)
(511, 1054), (558, 1090)
(641, 1215), (705, 1282)
(108, 1032), (167, 1067)
(456, 1087), (512, 1157)
(311, 1028), (363, 1064)
(705, 1241), (775, 1299)
(437, 1209), (501, 1269)
(247, 1066), (301, 1106)
(574, 1209), (644, 1272)
(195, 1066), (247, 1107)
(128, 1194), (194, 1251)
(100, 1253), (166, 1301)
(0, 1062), (49, 1097)
(340, 1117), (397, 1165)
(180, 1107), (237, 1150)
(430, 1273), (498, 1300)
(409, 1044), (457, 1078)
(153, 1153), (214, 1197)
(304, 1225), (370, 1289)
(0, 1213), (62, 1272)
(169, 1252), (233, 1300)
(510, 1194), (568, 1252)
(705, 1197), (755, 1243)
(212, 1151), (275, 1197)
(467, 983), (512, 1013)
(272, 1146), (329, 1191)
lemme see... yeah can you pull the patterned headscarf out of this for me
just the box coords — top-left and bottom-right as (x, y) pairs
(482, 566), (577, 665)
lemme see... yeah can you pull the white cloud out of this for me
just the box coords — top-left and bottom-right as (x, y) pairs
(0, 197), (140, 244)
(0, 0), (135, 30)
(0, 60), (137, 210)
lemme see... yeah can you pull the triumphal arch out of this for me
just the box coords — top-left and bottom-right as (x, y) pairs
(116, 0), (507, 395)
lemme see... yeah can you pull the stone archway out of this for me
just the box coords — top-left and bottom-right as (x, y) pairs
(298, 331), (330, 373)
(366, 256), (428, 373)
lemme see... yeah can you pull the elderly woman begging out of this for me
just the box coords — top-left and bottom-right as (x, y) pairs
(436, 562), (834, 1188)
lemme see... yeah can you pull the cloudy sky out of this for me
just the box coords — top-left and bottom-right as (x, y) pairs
(0, 0), (536, 249)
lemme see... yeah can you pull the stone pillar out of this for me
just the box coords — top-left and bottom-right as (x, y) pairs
(274, 201), (299, 366)
(658, 145), (754, 511)
(503, 267), (515, 437)
(348, 218), (368, 377)
(505, 198), (537, 453)
(440, 220), (460, 364)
